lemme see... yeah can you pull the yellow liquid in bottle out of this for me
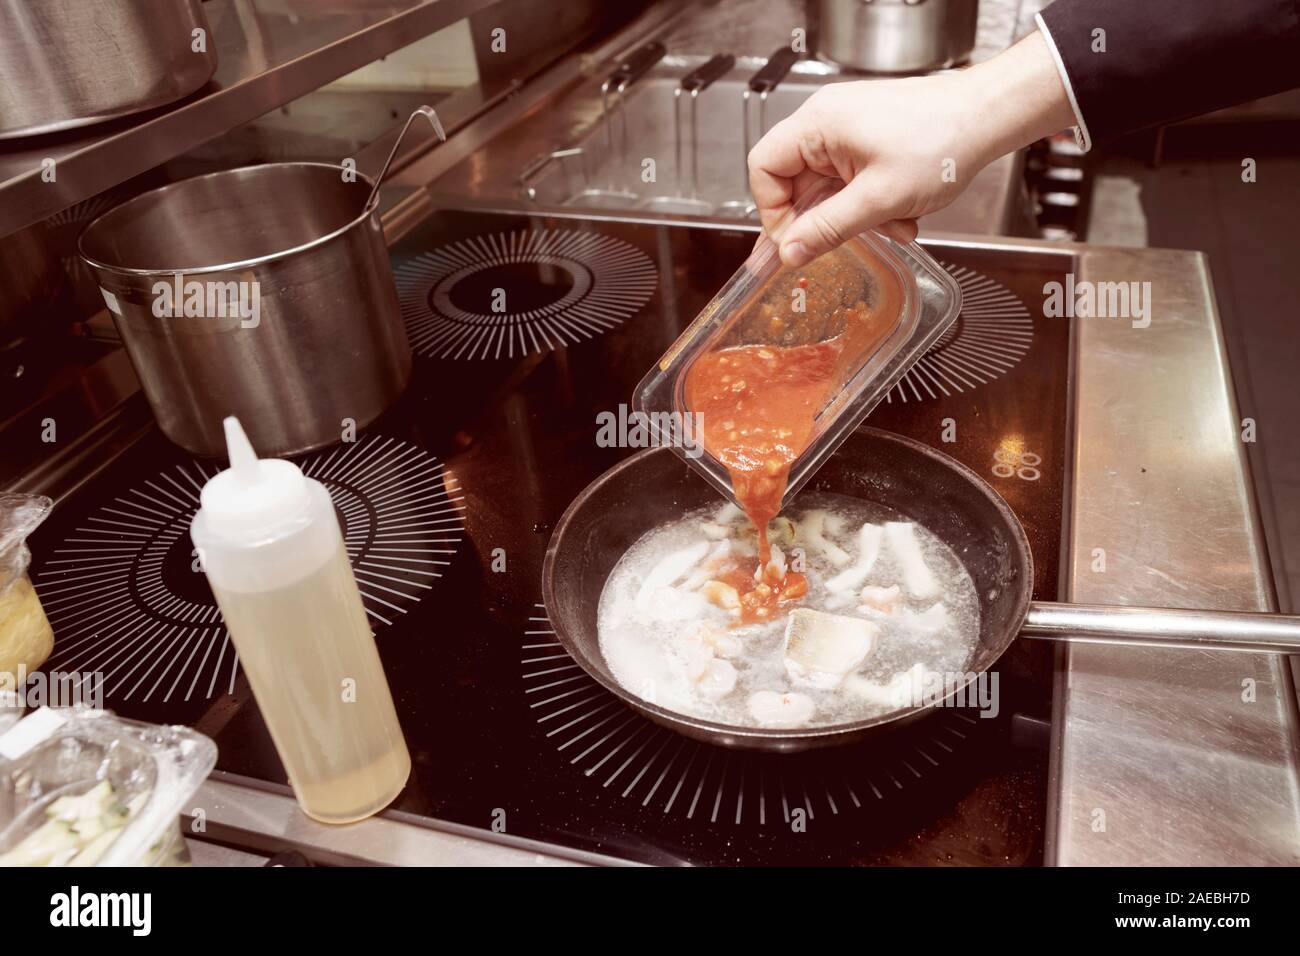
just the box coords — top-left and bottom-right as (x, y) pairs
(212, 543), (410, 824)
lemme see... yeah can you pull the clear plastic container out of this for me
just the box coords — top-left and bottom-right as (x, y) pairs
(0, 494), (55, 683)
(635, 179), (961, 511)
(0, 707), (216, 867)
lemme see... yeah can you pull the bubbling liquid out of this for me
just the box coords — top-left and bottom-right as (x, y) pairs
(597, 492), (982, 729)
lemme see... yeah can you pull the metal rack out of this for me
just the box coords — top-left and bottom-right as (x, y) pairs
(0, 0), (495, 237)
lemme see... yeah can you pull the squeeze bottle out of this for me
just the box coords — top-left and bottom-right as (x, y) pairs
(190, 417), (410, 823)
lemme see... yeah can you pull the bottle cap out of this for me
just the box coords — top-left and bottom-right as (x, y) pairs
(198, 417), (310, 538)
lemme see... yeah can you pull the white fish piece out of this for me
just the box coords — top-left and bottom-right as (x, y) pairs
(645, 587), (709, 623)
(681, 539), (733, 590)
(824, 523), (885, 592)
(755, 543), (787, 582)
(859, 584), (902, 615)
(700, 522), (731, 540)
(635, 541), (710, 610)
(748, 690), (815, 727)
(700, 580), (741, 611)
(670, 632), (714, 682)
(783, 608), (880, 686)
(707, 630), (743, 659)
(902, 601), (949, 633)
(845, 663), (936, 709)
(797, 510), (852, 567)
(884, 522), (940, 598)
(714, 502), (744, 524)
(697, 659), (738, 698)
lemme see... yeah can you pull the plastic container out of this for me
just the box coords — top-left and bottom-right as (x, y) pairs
(0, 707), (216, 866)
(635, 178), (961, 511)
(189, 417), (410, 824)
(0, 494), (55, 683)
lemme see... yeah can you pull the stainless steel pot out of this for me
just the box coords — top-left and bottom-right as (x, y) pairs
(812, 0), (978, 74)
(0, 0), (218, 139)
(79, 163), (413, 458)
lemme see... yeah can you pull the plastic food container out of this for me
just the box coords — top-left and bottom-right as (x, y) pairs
(635, 179), (961, 510)
(0, 494), (54, 682)
(0, 707), (216, 867)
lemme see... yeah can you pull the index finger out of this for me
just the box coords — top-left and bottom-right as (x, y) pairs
(746, 116), (809, 235)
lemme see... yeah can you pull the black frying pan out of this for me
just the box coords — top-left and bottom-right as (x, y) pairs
(542, 428), (1300, 752)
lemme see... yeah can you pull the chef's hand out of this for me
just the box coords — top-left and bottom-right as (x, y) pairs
(748, 31), (1078, 267)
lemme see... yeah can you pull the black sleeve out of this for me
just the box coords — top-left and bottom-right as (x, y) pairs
(1039, 0), (1300, 144)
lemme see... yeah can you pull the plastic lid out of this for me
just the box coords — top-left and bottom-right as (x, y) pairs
(198, 417), (310, 537)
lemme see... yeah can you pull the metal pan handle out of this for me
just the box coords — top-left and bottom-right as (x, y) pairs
(604, 40), (668, 92)
(682, 53), (736, 94)
(748, 46), (799, 95)
(1021, 601), (1300, 654)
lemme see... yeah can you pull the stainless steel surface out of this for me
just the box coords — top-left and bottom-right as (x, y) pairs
(0, 0), (217, 140)
(1025, 602), (1300, 655)
(186, 838), (267, 867)
(0, 221), (60, 347)
(1051, 241), (1300, 866)
(662, 0), (1026, 67)
(811, 0), (979, 74)
(79, 163), (411, 458)
(190, 775), (634, 866)
(428, 54), (1027, 236)
(0, 0), (497, 237)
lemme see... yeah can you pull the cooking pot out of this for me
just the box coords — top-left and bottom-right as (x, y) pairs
(78, 107), (445, 458)
(0, 0), (218, 139)
(79, 162), (413, 458)
(812, 0), (978, 74)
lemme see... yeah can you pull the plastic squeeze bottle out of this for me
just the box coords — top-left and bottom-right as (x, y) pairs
(190, 417), (410, 823)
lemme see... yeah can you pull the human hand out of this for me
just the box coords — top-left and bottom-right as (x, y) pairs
(748, 32), (1076, 267)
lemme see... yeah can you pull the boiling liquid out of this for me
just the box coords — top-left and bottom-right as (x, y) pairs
(212, 542), (410, 823)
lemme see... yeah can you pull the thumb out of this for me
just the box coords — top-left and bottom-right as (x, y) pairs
(778, 175), (902, 267)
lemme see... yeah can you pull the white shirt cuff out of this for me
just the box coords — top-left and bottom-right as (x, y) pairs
(1035, 12), (1093, 153)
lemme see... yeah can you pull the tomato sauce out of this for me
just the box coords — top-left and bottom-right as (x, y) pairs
(681, 244), (904, 623)
(685, 338), (845, 559)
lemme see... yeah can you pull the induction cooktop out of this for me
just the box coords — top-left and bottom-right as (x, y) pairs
(28, 208), (1072, 866)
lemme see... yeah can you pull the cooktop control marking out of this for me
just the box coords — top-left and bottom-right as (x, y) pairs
(886, 264), (1034, 403)
(394, 228), (658, 360)
(523, 604), (979, 827)
(33, 436), (464, 703)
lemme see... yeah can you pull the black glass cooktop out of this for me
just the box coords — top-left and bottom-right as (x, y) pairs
(28, 208), (1073, 866)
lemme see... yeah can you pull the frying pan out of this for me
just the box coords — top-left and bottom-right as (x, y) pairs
(542, 427), (1300, 753)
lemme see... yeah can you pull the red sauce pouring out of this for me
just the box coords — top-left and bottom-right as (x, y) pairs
(681, 244), (904, 623)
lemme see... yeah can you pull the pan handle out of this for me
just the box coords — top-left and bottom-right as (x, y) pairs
(1022, 601), (1300, 654)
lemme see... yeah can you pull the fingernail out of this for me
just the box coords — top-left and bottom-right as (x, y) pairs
(782, 240), (810, 267)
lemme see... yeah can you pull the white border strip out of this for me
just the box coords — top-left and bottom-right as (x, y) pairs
(1036, 12), (1093, 153)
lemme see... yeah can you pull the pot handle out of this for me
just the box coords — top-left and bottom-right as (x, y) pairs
(1022, 601), (1300, 654)
(365, 105), (446, 211)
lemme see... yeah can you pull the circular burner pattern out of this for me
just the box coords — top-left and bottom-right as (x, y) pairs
(33, 436), (464, 704)
(393, 228), (658, 361)
(523, 604), (979, 827)
(884, 264), (1034, 404)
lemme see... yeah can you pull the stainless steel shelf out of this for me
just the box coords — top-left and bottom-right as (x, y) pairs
(0, 0), (495, 237)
